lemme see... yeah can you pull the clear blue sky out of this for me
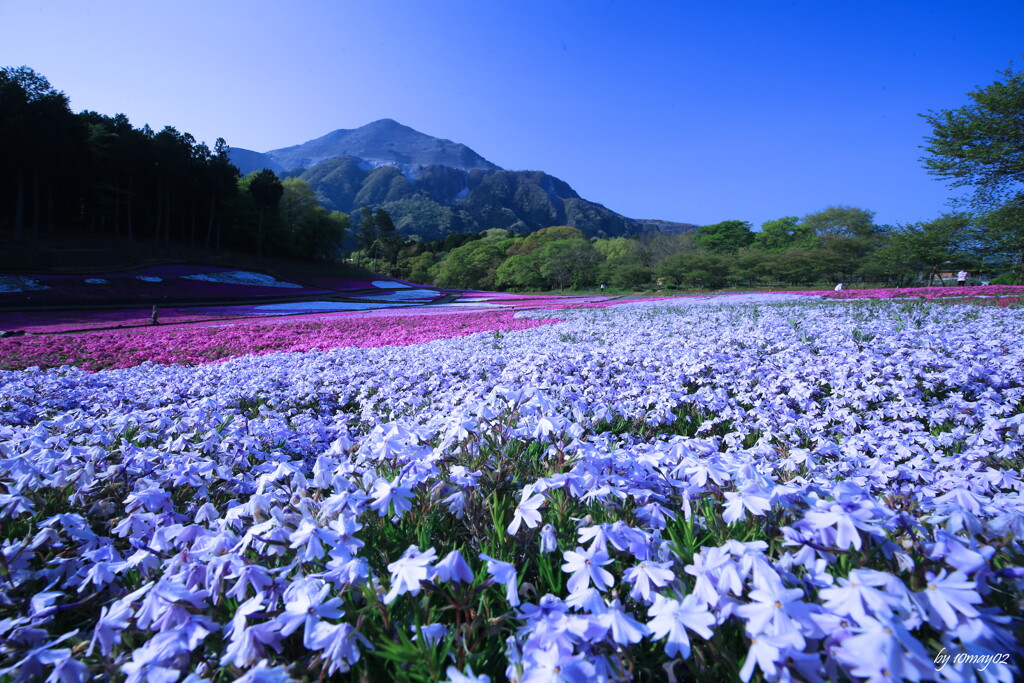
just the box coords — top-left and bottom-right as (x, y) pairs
(2, 0), (1022, 229)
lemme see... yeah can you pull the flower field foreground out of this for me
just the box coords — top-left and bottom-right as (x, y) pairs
(1, 296), (1022, 682)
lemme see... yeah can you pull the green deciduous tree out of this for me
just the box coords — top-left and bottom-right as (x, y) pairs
(871, 213), (977, 285)
(539, 239), (600, 290)
(607, 263), (652, 289)
(278, 178), (348, 261)
(921, 64), (1024, 280)
(696, 220), (755, 254)
(754, 216), (816, 251)
(432, 239), (508, 290)
(594, 236), (651, 288)
(977, 199), (1024, 280)
(656, 251), (733, 289)
(247, 169), (283, 258)
(921, 63), (1024, 208)
(374, 208), (402, 267)
(495, 251), (545, 290)
(801, 206), (879, 239)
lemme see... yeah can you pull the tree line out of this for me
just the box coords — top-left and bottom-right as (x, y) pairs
(3, 62), (1021, 289)
(350, 204), (1018, 292)
(0, 66), (347, 262)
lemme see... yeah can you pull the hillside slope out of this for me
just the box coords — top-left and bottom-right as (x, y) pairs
(230, 120), (636, 240)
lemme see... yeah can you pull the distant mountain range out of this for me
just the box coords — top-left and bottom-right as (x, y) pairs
(230, 120), (692, 240)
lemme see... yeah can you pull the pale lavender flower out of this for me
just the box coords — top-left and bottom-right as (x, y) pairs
(385, 546), (438, 604)
(735, 583), (812, 648)
(28, 591), (62, 620)
(135, 579), (209, 632)
(738, 632), (791, 683)
(561, 546), (614, 595)
(925, 530), (992, 574)
(599, 598), (650, 645)
(322, 556), (370, 587)
(1, 632), (83, 683)
(722, 484), (772, 524)
(309, 621), (369, 675)
(539, 524), (558, 553)
(412, 623), (448, 646)
(647, 593), (715, 658)
(434, 549), (474, 583)
(564, 586), (608, 614)
(121, 631), (193, 683)
(800, 502), (877, 551)
(274, 578), (344, 647)
(221, 593), (278, 668)
(636, 501), (675, 529)
(508, 485), (545, 535)
(232, 660), (294, 683)
(0, 493), (35, 519)
(288, 519), (339, 563)
(521, 645), (595, 683)
(622, 560), (674, 603)
(444, 664), (491, 683)
(226, 564), (274, 602)
(819, 572), (900, 624)
(89, 600), (135, 657)
(831, 616), (935, 683)
(47, 653), (90, 683)
(327, 514), (365, 558)
(480, 553), (520, 606)
(916, 569), (982, 629)
(369, 477), (414, 518)
(443, 489), (468, 518)
(577, 523), (626, 553)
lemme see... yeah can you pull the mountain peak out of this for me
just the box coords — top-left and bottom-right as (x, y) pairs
(257, 120), (501, 176)
(364, 118), (406, 129)
(225, 121), (637, 241)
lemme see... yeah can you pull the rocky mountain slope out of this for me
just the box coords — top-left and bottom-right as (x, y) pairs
(230, 120), (637, 240)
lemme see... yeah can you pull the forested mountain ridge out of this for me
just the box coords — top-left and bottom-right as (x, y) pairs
(230, 120), (637, 240)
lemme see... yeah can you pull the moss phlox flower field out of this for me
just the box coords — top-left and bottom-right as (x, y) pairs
(0, 295), (1022, 682)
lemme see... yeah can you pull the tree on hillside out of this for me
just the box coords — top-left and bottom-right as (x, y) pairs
(657, 251), (733, 289)
(479, 228), (514, 242)
(766, 248), (831, 285)
(800, 206), (884, 279)
(539, 239), (600, 290)
(356, 206), (376, 265)
(801, 206), (879, 239)
(206, 138), (240, 250)
(432, 239), (508, 290)
(374, 208), (402, 267)
(505, 225), (587, 257)
(921, 64), (1024, 280)
(248, 169), (283, 258)
(977, 200), (1024, 279)
(871, 213), (977, 285)
(635, 231), (697, 268)
(496, 251), (545, 290)
(696, 220), (755, 254)
(921, 63), (1024, 208)
(278, 177), (348, 261)
(0, 66), (79, 241)
(594, 237), (650, 287)
(754, 216), (816, 251)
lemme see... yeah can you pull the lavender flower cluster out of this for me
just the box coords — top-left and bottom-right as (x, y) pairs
(0, 296), (1021, 682)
